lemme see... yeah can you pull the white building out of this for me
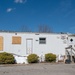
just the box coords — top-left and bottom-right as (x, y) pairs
(0, 31), (75, 63)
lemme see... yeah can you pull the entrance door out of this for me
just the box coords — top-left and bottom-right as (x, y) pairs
(26, 39), (33, 54)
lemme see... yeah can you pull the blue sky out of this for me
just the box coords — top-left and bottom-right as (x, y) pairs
(0, 0), (75, 33)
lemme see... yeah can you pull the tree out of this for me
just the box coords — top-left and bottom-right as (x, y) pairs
(20, 25), (31, 32)
(38, 25), (52, 33)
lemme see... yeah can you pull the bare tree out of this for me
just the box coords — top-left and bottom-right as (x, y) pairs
(20, 25), (31, 32)
(38, 25), (52, 33)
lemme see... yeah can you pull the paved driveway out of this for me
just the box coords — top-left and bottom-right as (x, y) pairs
(0, 63), (75, 75)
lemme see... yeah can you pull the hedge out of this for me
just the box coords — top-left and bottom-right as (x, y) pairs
(45, 53), (56, 62)
(27, 54), (39, 63)
(0, 52), (15, 64)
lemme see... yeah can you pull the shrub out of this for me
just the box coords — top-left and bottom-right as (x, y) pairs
(45, 53), (56, 62)
(0, 52), (15, 64)
(27, 54), (39, 63)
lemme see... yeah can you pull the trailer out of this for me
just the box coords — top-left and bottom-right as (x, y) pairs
(0, 31), (75, 64)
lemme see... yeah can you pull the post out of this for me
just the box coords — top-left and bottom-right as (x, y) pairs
(64, 49), (67, 63)
(71, 48), (72, 62)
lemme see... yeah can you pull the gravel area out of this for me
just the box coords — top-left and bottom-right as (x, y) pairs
(0, 63), (75, 75)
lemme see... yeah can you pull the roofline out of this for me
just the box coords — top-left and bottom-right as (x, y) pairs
(0, 31), (69, 35)
(0, 30), (74, 35)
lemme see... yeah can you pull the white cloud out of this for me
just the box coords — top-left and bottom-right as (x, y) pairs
(14, 0), (27, 3)
(6, 8), (16, 13)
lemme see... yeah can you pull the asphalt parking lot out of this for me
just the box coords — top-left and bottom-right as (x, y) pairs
(0, 63), (75, 75)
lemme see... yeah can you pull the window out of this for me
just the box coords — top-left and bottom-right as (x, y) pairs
(12, 36), (21, 44)
(39, 38), (46, 44)
(0, 36), (3, 51)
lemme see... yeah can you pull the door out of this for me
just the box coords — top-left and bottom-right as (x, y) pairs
(26, 39), (33, 54)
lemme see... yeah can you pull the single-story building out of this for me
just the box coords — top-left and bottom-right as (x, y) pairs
(0, 31), (75, 63)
